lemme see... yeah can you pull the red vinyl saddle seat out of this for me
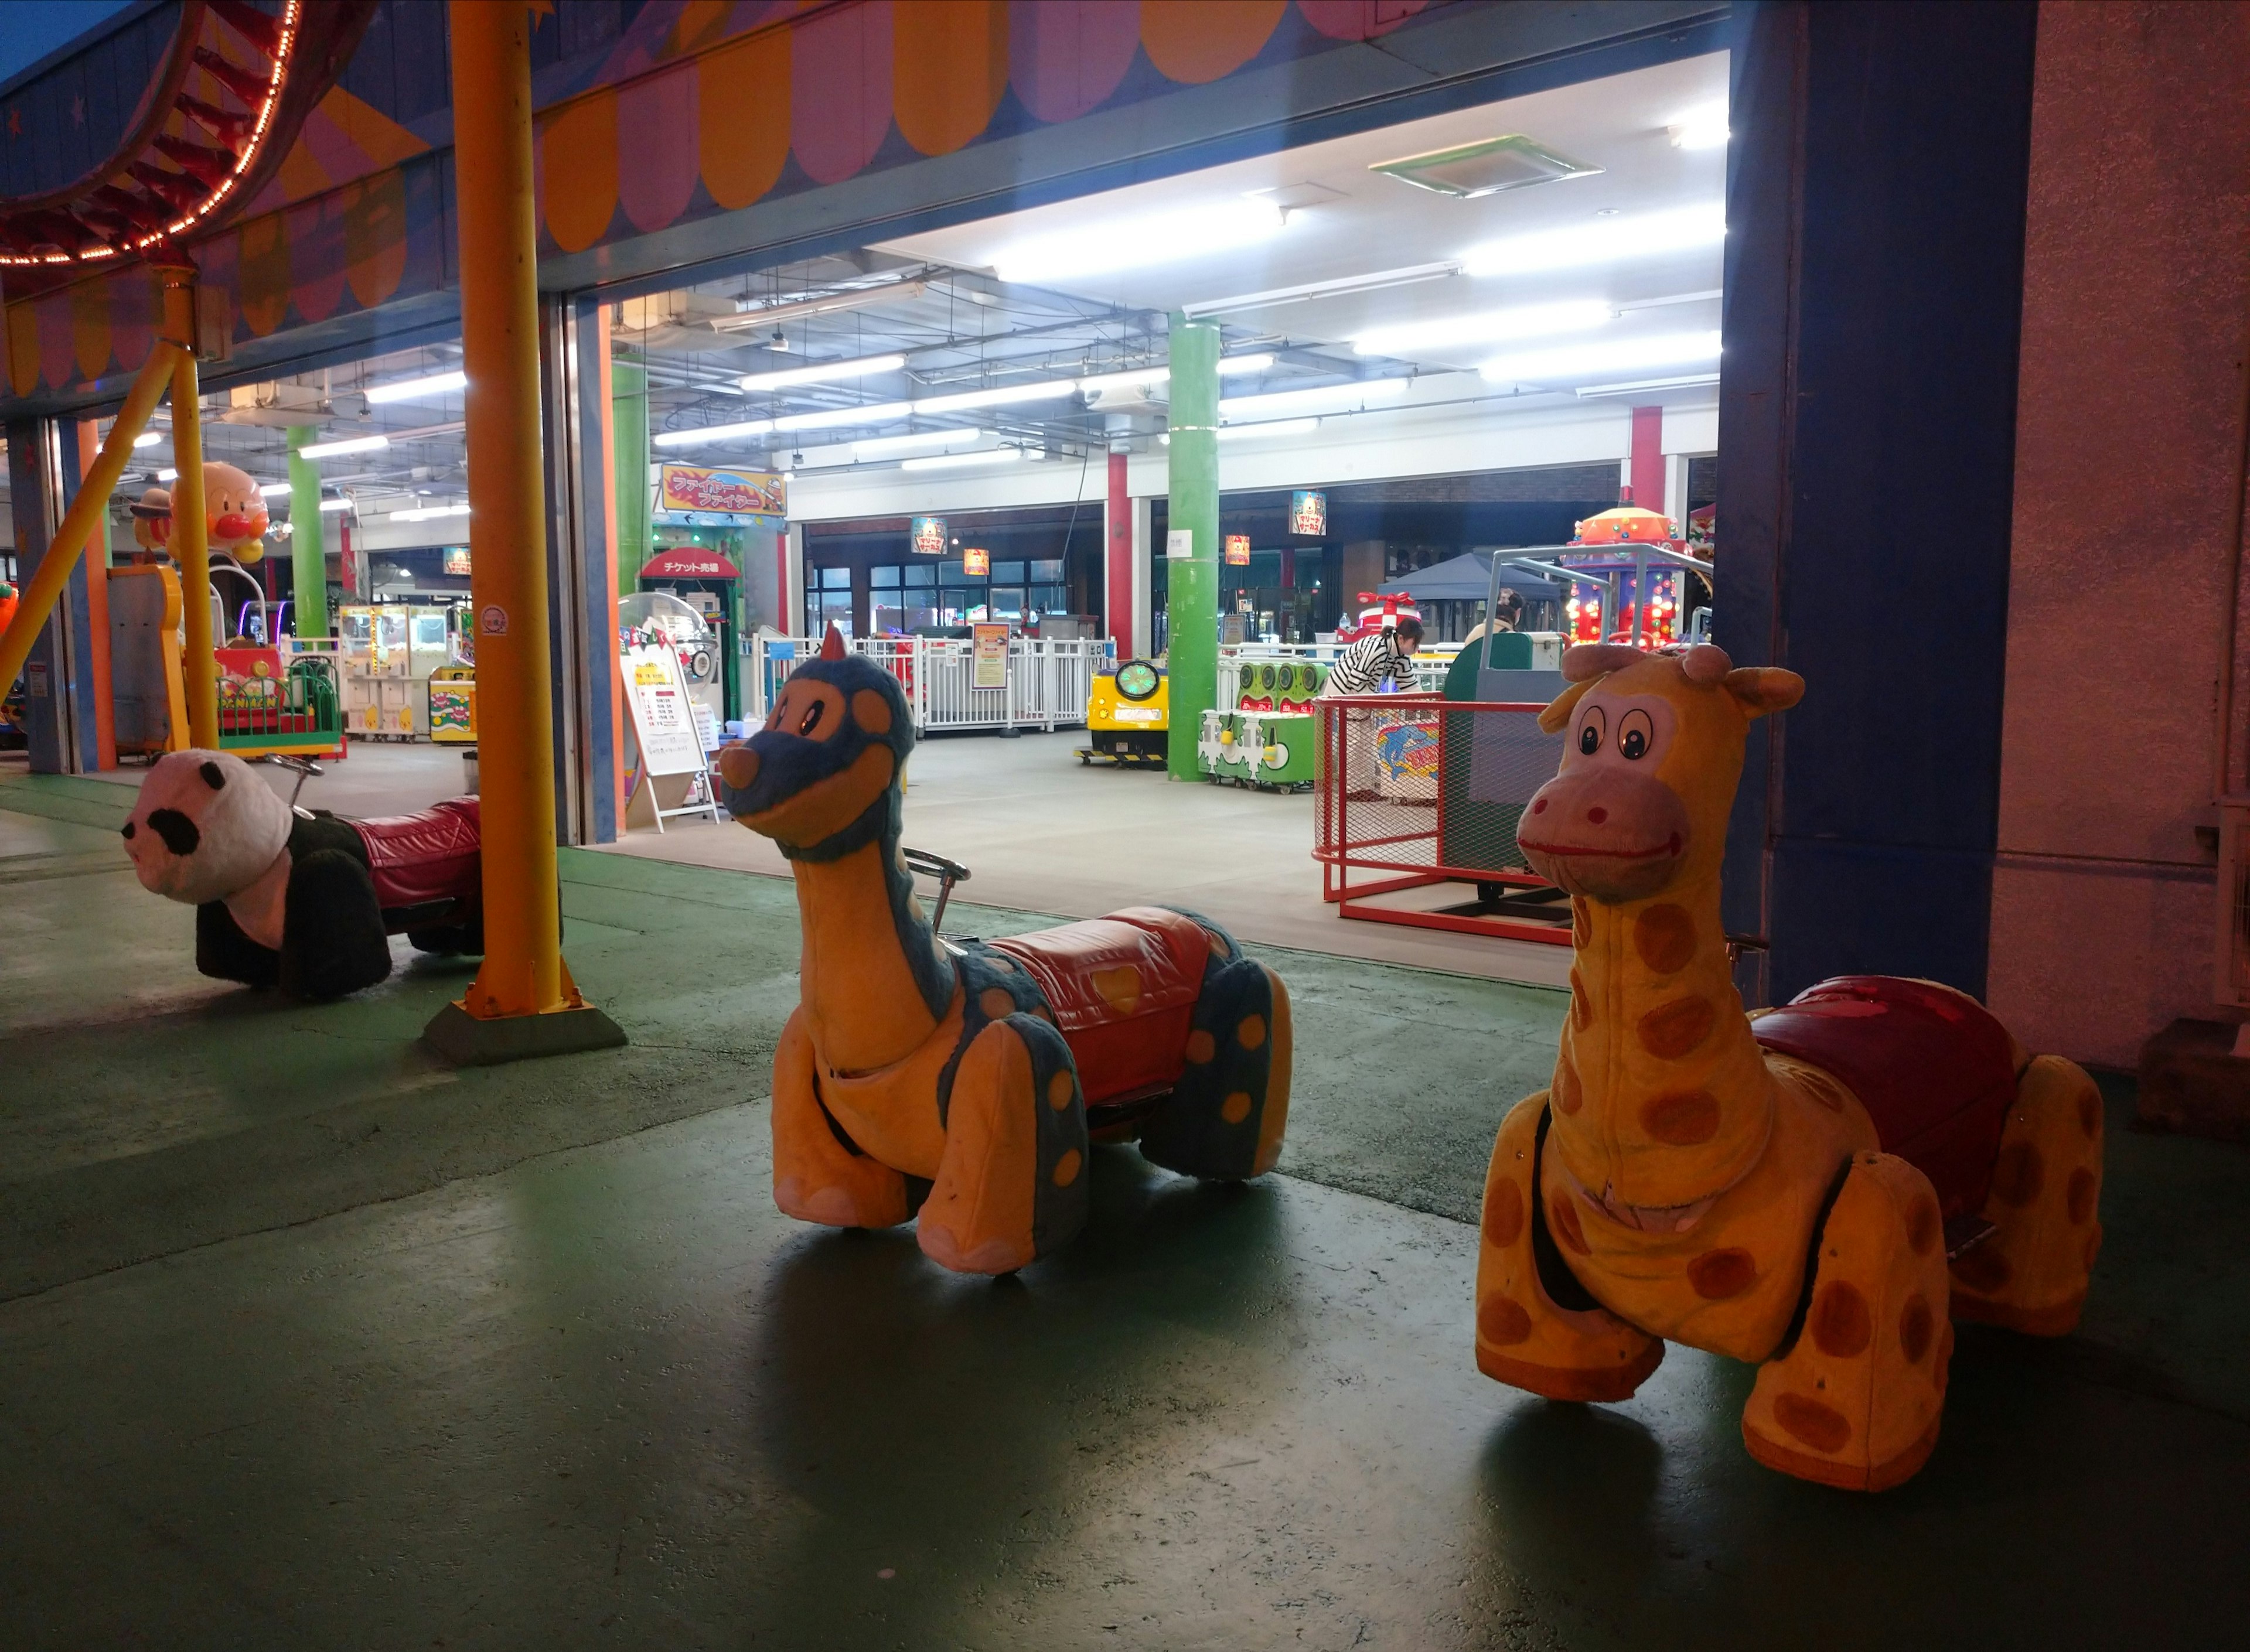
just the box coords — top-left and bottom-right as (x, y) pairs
(1752, 975), (2019, 1221)
(349, 797), (483, 918)
(990, 906), (1211, 1107)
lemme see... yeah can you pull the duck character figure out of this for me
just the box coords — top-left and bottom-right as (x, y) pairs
(715, 627), (1292, 1275)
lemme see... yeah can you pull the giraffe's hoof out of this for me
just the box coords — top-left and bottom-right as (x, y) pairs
(918, 1220), (1032, 1275)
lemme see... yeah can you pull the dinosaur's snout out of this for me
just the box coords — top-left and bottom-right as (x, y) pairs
(1517, 769), (1692, 903)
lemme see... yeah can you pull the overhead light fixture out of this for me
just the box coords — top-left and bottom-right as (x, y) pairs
(299, 432), (391, 459)
(993, 199), (1286, 286)
(393, 502), (472, 522)
(707, 277), (928, 333)
(1352, 299), (1614, 359)
(1160, 418), (1322, 446)
(1479, 330), (1721, 385)
(366, 369), (468, 404)
(319, 498), (354, 513)
(772, 399), (915, 433)
(1218, 379), (1411, 421)
(901, 448), (1026, 472)
(1075, 354), (1275, 397)
(258, 482), (291, 498)
(1669, 103), (1730, 151)
(1370, 134), (1603, 199)
(653, 418), (775, 448)
(1182, 262), (1459, 319)
(854, 428), (987, 459)
(1575, 373), (1721, 398)
(132, 431), (161, 449)
(912, 380), (1078, 415)
(1459, 204), (1725, 279)
(156, 467), (178, 481)
(737, 352), (905, 393)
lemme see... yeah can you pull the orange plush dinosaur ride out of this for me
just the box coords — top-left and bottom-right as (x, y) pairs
(1475, 641), (2104, 1490)
(715, 627), (1291, 1275)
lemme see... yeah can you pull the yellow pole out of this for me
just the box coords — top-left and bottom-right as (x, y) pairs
(158, 264), (218, 748)
(449, 0), (572, 1022)
(0, 340), (180, 699)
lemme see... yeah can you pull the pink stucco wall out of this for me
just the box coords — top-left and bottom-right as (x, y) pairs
(1989, 1), (2250, 1066)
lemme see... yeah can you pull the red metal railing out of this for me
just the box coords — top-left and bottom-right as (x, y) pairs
(1313, 694), (1573, 945)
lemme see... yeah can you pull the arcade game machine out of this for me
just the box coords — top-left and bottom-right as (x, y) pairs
(636, 546), (742, 725)
(1081, 658), (1170, 767)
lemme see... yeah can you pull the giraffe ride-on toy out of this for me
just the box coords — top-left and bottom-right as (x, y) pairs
(1478, 642), (2104, 1490)
(715, 628), (1291, 1275)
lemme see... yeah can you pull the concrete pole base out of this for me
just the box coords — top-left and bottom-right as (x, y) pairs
(423, 1000), (629, 1067)
(2136, 1018), (2250, 1142)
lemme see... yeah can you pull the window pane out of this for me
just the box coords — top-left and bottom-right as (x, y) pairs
(988, 586), (1026, 618)
(938, 559), (966, 582)
(901, 564), (935, 587)
(1034, 585), (1067, 613)
(991, 561), (1025, 582)
(1030, 559), (1063, 581)
(817, 566), (851, 589)
(870, 565), (901, 588)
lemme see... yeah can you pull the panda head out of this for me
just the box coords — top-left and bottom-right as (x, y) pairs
(122, 749), (292, 905)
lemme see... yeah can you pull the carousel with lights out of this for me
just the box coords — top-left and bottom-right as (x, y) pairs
(1555, 490), (1712, 647)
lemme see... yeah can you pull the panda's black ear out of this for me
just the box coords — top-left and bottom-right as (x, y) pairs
(199, 760), (226, 790)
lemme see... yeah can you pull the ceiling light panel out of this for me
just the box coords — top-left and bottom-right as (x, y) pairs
(366, 370), (467, 404)
(993, 199), (1286, 286)
(132, 431), (161, 448)
(1669, 103), (1730, 150)
(653, 418), (774, 448)
(1479, 330), (1720, 385)
(737, 352), (905, 392)
(1370, 134), (1603, 199)
(1219, 379), (1411, 421)
(299, 433), (391, 459)
(772, 399), (915, 432)
(1460, 204), (1724, 279)
(1352, 299), (1613, 359)
(912, 380), (1078, 415)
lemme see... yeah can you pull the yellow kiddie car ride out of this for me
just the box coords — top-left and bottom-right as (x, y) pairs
(1080, 657), (1169, 767)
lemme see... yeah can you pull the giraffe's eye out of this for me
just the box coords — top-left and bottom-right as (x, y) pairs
(1619, 708), (1654, 761)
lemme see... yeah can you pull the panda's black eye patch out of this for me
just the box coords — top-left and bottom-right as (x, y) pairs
(146, 808), (201, 856)
(199, 761), (226, 789)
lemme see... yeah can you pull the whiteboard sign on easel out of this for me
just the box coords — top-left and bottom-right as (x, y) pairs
(621, 643), (723, 830)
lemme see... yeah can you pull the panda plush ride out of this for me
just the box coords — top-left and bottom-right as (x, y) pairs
(122, 748), (484, 1001)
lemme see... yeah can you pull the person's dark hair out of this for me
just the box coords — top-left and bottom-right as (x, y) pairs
(1393, 615), (1423, 644)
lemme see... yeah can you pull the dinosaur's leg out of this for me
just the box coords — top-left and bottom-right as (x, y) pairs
(1950, 1054), (2104, 1336)
(1476, 1095), (1664, 1401)
(919, 1015), (1090, 1274)
(771, 1007), (911, 1230)
(1742, 1152), (1954, 1491)
(1140, 958), (1291, 1180)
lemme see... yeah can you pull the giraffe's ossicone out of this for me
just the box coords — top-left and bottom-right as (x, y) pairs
(1475, 641), (2103, 1491)
(717, 627), (1291, 1276)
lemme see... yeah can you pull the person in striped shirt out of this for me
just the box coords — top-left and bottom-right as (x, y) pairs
(1319, 615), (1423, 696)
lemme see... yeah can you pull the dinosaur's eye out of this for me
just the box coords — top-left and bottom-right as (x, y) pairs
(1577, 705), (1605, 756)
(1619, 708), (1654, 761)
(797, 699), (824, 736)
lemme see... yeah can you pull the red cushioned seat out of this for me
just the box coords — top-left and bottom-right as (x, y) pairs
(1752, 975), (2019, 1221)
(352, 797), (483, 916)
(990, 906), (1211, 1107)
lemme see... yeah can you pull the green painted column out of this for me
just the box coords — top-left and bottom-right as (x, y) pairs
(1165, 313), (1219, 783)
(288, 426), (329, 640)
(612, 359), (650, 594)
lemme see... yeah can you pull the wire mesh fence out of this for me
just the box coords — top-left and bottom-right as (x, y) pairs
(1314, 695), (1574, 944)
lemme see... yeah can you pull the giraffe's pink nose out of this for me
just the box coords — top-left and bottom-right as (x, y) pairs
(1587, 806), (1608, 825)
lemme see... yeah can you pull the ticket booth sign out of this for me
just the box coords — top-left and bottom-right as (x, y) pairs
(657, 464), (786, 516)
(1289, 490), (1327, 536)
(910, 516), (947, 556)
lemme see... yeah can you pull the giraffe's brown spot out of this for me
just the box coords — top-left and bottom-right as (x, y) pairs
(1221, 1091), (1252, 1125)
(1638, 995), (1716, 1059)
(850, 688), (893, 733)
(1952, 1243), (2012, 1294)
(2077, 1085), (2102, 1137)
(2067, 1168), (2096, 1225)
(1478, 1295), (1533, 1346)
(1236, 1013), (1267, 1050)
(1185, 1030), (1215, 1064)
(1634, 902), (1698, 974)
(1639, 1088), (1720, 1146)
(1907, 1196), (1941, 1257)
(1549, 1194), (1591, 1255)
(1899, 1293), (1935, 1363)
(1090, 965), (1142, 1013)
(1483, 1180), (1525, 1249)
(1051, 1148), (1082, 1187)
(1572, 896), (1591, 949)
(1569, 967), (1591, 1030)
(1687, 1247), (1757, 1299)
(1772, 1392), (1852, 1454)
(1992, 1141), (2044, 1207)
(1046, 1070), (1075, 1110)
(1552, 1057), (1583, 1116)
(716, 743), (759, 790)
(979, 987), (1015, 1020)
(1811, 1281), (1873, 1359)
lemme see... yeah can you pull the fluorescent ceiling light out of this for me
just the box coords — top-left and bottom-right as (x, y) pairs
(1352, 299), (1613, 359)
(653, 418), (773, 448)
(156, 467), (177, 480)
(1481, 330), (1721, 385)
(1181, 262), (1459, 320)
(708, 277), (927, 332)
(1459, 204), (1725, 279)
(738, 352), (905, 392)
(912, 380), (1078, 415)
(1219, 353), (1275, 376)
(393, 502), (472, 522)
(132, 431), (161, 449)
(1669, 103), (1729, 150)
(772, 399), (915, 433)
(299, 432), (391, 459)
(366, 370), (467, 404)
(1219, 379), (1410, 420)
(319, 498), (353, 513)
(1161, 418), (1322, 446)
(993, 199), (1285, 286)
(1575, 373), (1721, 398)
(259, 482), (291, 498)
(854, 428), (987, 459)
(901, 448), (1026, 472)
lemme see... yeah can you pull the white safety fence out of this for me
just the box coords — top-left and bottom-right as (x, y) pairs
(749, 634), (1101, 733)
